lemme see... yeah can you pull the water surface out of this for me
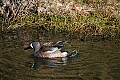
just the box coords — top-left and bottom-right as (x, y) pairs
(0, 28), (120, 80)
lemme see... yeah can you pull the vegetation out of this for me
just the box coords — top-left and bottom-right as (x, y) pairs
(0, 0), (120, 39)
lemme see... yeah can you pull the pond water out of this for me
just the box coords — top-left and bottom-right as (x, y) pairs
(0, 27), (120, 80)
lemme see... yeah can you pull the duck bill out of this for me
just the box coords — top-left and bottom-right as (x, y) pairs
(24, 46), (32, 50)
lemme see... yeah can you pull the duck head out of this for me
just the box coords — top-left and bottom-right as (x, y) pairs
(24, 41), (40, 52)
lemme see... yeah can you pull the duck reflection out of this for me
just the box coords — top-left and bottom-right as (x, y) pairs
(31, 57), (68, 69)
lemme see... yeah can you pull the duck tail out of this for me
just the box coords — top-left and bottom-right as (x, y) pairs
(67, 50), (78, 58)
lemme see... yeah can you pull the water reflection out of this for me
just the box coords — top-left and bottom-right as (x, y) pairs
(31, 57), (68, 69)
(0, 27), (120, 80)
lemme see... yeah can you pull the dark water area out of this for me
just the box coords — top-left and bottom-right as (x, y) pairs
(0, 27), (120, 80)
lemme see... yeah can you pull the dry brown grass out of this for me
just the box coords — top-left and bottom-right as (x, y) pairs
(0, 0), (120, 39)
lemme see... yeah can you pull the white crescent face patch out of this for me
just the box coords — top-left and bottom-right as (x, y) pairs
(30, 43), (33, 48)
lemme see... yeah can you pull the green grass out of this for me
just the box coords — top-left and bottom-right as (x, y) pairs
(1, 0), (120, 39)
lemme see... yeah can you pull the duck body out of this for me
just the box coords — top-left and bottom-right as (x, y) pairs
(25, 41), (68, 58)
(34, 50), (67, 58)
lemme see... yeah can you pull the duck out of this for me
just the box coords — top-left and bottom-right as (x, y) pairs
(25, 41), (69, 58)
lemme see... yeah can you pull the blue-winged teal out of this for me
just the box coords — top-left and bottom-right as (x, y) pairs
(25, 41), (68, 58)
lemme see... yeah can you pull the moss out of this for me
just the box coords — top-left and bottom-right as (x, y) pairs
(1, 0), (120, 39)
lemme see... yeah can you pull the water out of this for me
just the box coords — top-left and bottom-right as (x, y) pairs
(0, 28), (120, 80)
